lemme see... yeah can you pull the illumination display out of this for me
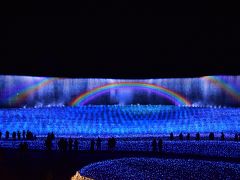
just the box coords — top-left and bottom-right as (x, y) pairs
(0, 105), (240, 136)
(0, 75), (240, 136)
(0, 75), (240, 107)
(79, 158), (240, 179)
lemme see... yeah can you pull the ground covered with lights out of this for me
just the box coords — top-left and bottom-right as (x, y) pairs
(1, 139), (240, 158)
(79, 157), (240, 180)
(1, 105), (240, 136)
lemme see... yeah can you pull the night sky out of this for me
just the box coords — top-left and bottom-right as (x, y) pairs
(1, 2), (239, 78)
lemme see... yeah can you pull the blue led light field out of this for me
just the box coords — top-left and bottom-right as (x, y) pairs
(79, 158), (240, 179)
(0, 105), (240, 136)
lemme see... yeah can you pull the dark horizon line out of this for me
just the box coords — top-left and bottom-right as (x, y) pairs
(0, 72), (239, 79)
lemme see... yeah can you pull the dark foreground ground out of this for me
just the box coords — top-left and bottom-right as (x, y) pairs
(0, 148), (239, 180)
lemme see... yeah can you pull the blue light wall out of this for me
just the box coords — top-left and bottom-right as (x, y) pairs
(0, 75), (239, 108)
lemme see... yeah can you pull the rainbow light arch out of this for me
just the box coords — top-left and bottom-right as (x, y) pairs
(8, 77), (59, 105)
(70, 82), (191, 106)
(203, 76), (240, 101)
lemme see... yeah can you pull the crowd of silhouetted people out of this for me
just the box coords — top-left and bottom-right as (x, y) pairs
(167, 132), (237, 141)
(151, 138), (163, 153)
(0, 130), (36, 140)
(57, 137), (79, 152)
(1, 130), (240, 154)
(56, 136), (117, 153)
(43, 133), (117, 153)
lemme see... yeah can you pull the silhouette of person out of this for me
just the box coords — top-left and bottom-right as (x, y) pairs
(221, 132), (225, 141)
(22, 130), (26, 139)
(90, 139), (95, 152)
(26, 130), (30, 140)
(50, 132), (55, 140)
(108, 138), (111, 151)
(179, 132), (183, 140)
(158, 138), (163, 154)
(108, 137), (116, 152)
(74, 139), (79, 151)
(69, 137), (73, 151)
(96, 137), (102, 151)
(234, 133), (239, 141)
(169, 132), (174, 141)
(58, 138), (64, 152)
(196, 132), (200, 141)
(63, 138), (68, 152)
(12, 131), (16, 140)
(186, 133), (190, 140)
(112, 137), (116, 151)
(45, 135), (52, 151)
(209, 132), (214, 140)
(152, 138), (157, 152)
(5, 131), (9, 139)
(17, 131), (21, 140)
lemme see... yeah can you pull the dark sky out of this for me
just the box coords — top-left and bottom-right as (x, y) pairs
(1, 2), (239, 78)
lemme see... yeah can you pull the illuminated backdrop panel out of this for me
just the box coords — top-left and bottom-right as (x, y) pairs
(0, 75), (240, 108)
